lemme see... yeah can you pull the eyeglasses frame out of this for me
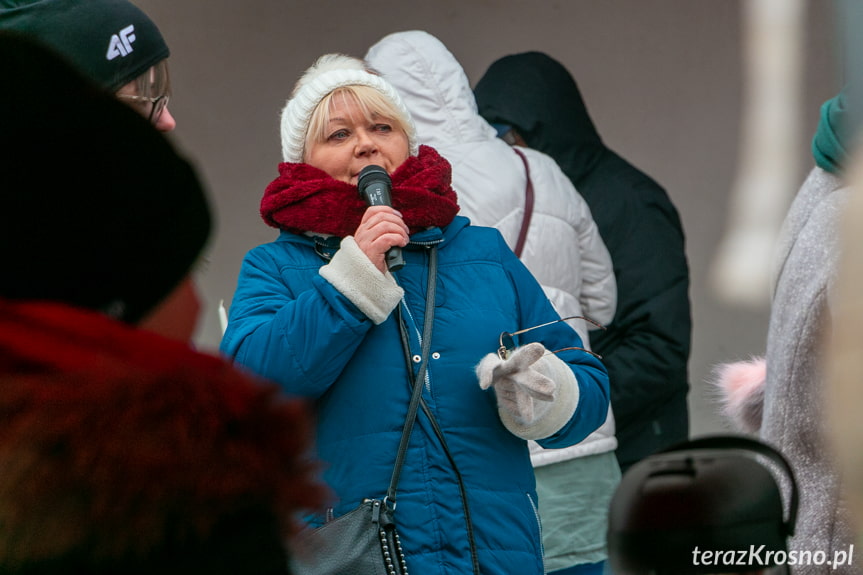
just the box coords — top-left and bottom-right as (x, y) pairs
(116, 92), (170, 124)
(497, 315), (606, 361)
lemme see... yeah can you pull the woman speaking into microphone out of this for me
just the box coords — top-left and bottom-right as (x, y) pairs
(220, 53), (610, 575)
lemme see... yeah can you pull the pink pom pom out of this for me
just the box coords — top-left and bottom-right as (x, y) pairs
(710, 356), (766, 433)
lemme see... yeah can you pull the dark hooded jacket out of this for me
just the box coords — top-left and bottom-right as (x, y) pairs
(475, 52), (691, 468)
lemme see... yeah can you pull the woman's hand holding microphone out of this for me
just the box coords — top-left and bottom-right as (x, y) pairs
(354, 206), (409, 274)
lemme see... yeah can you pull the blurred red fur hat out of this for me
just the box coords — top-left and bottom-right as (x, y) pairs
(0, 299), (327, 574)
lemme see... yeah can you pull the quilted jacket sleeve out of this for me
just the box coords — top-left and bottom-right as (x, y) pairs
(571, 217), (616, 327)
(219, 245), (376, 398)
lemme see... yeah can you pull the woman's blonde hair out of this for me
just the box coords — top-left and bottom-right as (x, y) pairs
(303, 85), (411, 161)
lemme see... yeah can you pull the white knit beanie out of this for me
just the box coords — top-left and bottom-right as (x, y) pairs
(280, 54), (419, 163)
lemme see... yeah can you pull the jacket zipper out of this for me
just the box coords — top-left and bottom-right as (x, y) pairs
(398, 244), (438, 392)
(527, 492), (546, 574)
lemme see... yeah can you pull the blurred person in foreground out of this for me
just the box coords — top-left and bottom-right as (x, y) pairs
(0, 32), (325, 574)
(826, 104), (863, 541)
(608, 435), (799, 575)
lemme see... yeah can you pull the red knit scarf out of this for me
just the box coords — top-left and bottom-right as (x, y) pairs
(260, 145), (460, 237)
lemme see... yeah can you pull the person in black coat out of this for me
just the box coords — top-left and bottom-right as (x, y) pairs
(475, 51), (691, 471)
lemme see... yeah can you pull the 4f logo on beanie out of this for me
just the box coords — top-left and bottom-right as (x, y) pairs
(106, 25), (136, 60)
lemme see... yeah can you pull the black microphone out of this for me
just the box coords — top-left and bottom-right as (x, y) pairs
(357, 164), (405, 271)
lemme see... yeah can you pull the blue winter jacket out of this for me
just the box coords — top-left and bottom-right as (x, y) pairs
(220, 215), (610, 575)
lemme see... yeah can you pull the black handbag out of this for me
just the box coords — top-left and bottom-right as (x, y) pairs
(291, 247), (439, 575)
(291, 498), (407, 575)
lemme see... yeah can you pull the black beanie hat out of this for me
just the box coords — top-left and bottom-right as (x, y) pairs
(0, 32), (211, 324)
(0, 0), (169, 92)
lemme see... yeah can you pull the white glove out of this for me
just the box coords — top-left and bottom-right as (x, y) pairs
(477, 342), (579, 440)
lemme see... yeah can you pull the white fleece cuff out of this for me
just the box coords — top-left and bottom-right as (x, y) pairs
(319, 236), (404, 324)
(499, 352), (579, 440)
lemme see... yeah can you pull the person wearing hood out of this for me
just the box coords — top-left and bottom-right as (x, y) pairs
(475, 52), (692, 472)
(365, 30), (619, 575)
(0, 32), (325, 574)
(714, 87), (863, 575)
(0, 0), (176, 131)
(220, 51), (611, 575)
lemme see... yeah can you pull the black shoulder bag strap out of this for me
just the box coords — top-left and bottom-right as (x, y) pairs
(512, 147), (534, 259)
(393, 247), (482, 575)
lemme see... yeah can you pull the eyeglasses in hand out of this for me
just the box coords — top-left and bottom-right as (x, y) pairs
(498, 315), (606, 361)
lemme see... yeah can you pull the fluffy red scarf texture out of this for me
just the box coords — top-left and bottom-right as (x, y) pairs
(261, 144), (460, 236)
(0, 299), (327, 562)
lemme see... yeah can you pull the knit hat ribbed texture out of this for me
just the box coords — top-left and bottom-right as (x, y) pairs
(0, 0), (169, 92)
(280, 53), (419, 163)
(0, 32), (210, 324)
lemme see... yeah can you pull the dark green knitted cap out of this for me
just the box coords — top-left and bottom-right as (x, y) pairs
(0, 31), (210, 324)
(0, 0), (169, 92)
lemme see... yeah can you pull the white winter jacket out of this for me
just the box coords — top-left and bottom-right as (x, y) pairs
(366, 30), (618, 464)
